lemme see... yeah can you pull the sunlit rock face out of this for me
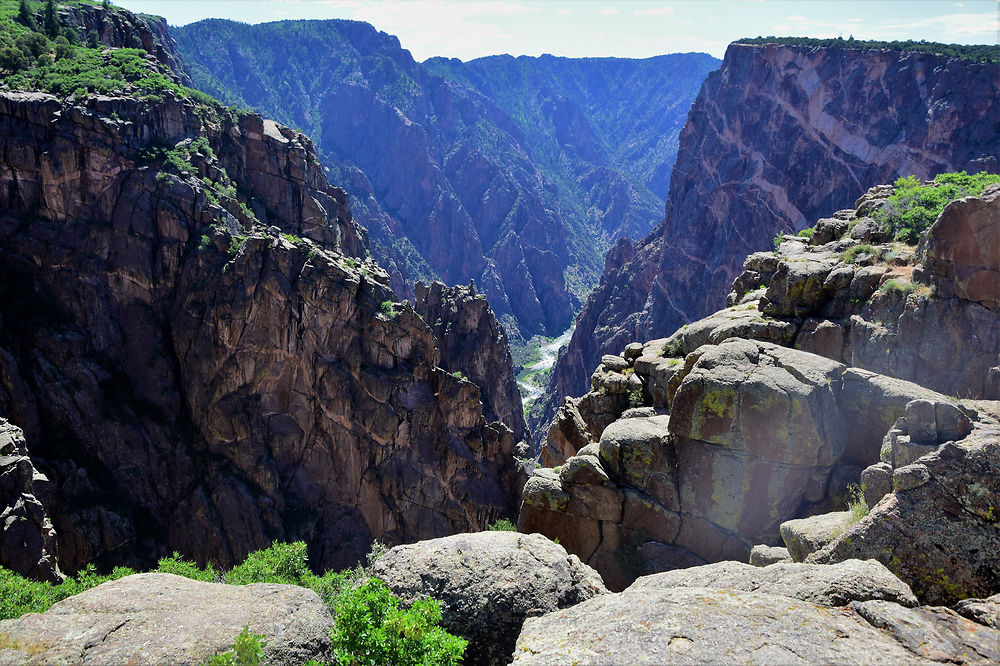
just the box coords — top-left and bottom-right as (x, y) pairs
(537, 42), (1000, 435)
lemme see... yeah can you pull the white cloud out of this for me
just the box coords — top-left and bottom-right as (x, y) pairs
(785, 14), (810, 22)
(635, 6), (675, 16)
(868, 11), (996, 38)
(598, 6), (619, 16)
(556, 9), (572, 15)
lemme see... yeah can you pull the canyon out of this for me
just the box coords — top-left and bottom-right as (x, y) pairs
(535, 41), (1000, 436)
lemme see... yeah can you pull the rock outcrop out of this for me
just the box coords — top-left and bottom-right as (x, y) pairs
(413, 281), (526, 444)
(0, 573), (333, 664)
(810, 421), (1000, 605)
(513, 587), (963, 665)
(0, 89), (517, 574)
(0, 419), (60, 582)
(521, 185), (1000, 591)
(628, 559), (917, 608)
(371, 531), (606, 666)
(537, 41), (1000, 433)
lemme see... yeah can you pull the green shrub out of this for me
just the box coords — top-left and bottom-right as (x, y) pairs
(224, 541), (311, 586)
(379, 300), (399, 319)
(846, 484), (869, 525)
(628, 387), (645, 408)
(663, 337), (684, 358)
(875, 172), (1000, 244)
(450, 370), (467, 381)
(881, 278), (919, 297)
(157, 552), (219, 582)
(331, 578), (466, 666)
(487, 518), (517, 532)
(772, 231), (785, 251)
(796, 227), (815, 239)
(840, 244), (885, 265)
(202, 625), (265, 666)
(0, 563), (136, 621)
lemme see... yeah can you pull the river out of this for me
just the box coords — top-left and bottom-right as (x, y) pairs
(517, 325), (575, 407)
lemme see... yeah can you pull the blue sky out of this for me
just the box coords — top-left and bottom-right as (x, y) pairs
(113, 0), (999, 61)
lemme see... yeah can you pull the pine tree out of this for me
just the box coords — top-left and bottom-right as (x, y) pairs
(102, 0), (110, 9)
(43, 0), (59, 38)
(17, 0), (35, 29)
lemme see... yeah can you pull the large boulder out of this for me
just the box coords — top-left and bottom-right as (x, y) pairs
(915, 184), (1000, 309)
(512, 587), (927, 664)
(628, 559), (917, 608)
(811, 427), (1000, 605)
(370, 531), (606, 666)
(669, 339), (846, 546)
(0, 573), (333, 665)
(779, 511), (853, 562)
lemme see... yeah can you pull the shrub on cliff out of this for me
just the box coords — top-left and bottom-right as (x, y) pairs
(0, 563), (136, 620)
(875, 171), (1000, 244)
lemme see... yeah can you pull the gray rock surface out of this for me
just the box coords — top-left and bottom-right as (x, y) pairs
(512, 586), (924, 664)
(749, 544), (791, 566)
(780, 511), (853, 562)
(851, 599), (1000, 664)
(0, 573), (333, 665)
(955, 593), (1000, 629)
(370, 531), (606, 666)
(811, 427), (1000, 605)
(628, 559), (917, 608)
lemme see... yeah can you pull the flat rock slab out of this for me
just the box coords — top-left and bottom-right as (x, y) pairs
(628, 559), (916, 608)
(0, 573), (333, 665)
(512, 587), (925, 664)
(371, 531), (606, 666)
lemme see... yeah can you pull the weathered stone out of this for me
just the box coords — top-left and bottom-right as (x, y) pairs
(600, 355), (629, 373)
(810, 217), (849, 245)
(955, 593), (1000, 629)
(371, 531), (606, 666)
(762, 257), (838, 317)
(848, 217), (892, 244)
(851, 600), (1000, 663)
(812, 429), (1000, 605)
(749, 544), (791, 566)
(892, 462), (932, 491)
(780, 511), (853, 562)
(0, 573), (333, 665)
(623, 343), (644, 360)
(512, 587), (922, 664)
(559, 455), (609, 486)
(541, 398), (592, 467)
(598, 416), (674, 503)
(916, 186), (1000, 309)
(860, 462), (893, 508)
(630, 559), (917, 608)
(0, 420), (61, 582)
(794, 318), (846, 361)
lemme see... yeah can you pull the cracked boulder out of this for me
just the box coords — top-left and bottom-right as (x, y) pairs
(0, 573), (333, 665)
(370, 531), (606, 666)
(511, 586), (926, 665)
(810, 425), (1000, 605)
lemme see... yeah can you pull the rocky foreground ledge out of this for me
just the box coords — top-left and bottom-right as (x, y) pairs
(1, 531), (997, 664)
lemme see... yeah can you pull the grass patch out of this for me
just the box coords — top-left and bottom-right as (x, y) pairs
(874, 172), (1000, 244)
(840, 244), (887, 265)
(487, 519), (517, 532)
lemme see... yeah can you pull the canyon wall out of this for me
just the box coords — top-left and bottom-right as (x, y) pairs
(536, 43), (1000, 434)
(0, 90), (518, 576)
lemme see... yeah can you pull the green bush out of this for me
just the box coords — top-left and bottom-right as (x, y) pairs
(881, 278), (919, 297)
(202, 625), (266, 666)
(796, 227), (814, 239)
(0, 563), (136, 621)
(840, 244), (885, 265)
(331, 577), (466, 666)
(487, 518), (517, 532)
(224, 541), (311, 586)
(875, 172), (1000, 244)
(157, 552), (219, 582)
(379, 300), (399, 319)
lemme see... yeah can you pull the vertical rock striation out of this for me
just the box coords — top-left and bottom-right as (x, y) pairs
(538, 43), (1000, 433)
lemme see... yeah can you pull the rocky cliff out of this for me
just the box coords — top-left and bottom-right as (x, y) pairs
(520, 183), (1000, 592)
(172, 20), (719, 344)
(536, 42), (1000, 433)
(0, 89), (518, 576)
(413, 281), (526, 446)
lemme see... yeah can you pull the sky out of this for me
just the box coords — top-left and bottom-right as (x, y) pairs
(112, 0), (999, 61)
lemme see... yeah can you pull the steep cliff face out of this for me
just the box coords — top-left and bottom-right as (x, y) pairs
(172, 20), (719, 343)
(537, 43), (1000, 433)
(413, 281), (526, 446)
(0, 90), (517, 575)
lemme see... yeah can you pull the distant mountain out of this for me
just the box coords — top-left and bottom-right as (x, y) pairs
(172, 19), (719, 344)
